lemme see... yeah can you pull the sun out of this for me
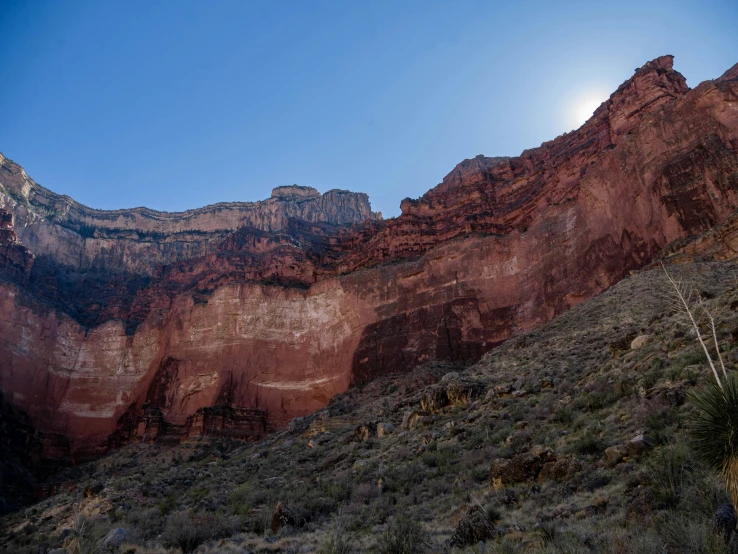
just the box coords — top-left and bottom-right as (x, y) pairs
(568, 91), (608, 129)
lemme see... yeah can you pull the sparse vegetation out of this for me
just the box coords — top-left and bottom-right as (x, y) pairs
(2, 261), (738, 552)
(376, 515), (429, 554)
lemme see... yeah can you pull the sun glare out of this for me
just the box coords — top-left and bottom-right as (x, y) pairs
(569, 91), (608, 129)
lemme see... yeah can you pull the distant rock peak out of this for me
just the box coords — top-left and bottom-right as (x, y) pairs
(642, 54), (675, 72)
(271, 185), (321, 199)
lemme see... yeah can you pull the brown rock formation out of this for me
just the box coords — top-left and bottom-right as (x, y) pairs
(0, 160), (379, 276)
(0, 209), (33, 282)
(1, 55), (738, 460)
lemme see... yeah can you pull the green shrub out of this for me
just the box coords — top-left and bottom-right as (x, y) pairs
(317, 512), (355, 554)
(572, 429), (603, 456)
(161, 511), (236, 553)
(226, 481), (271, 516)
(158, 495), (177, 516)
(553, 407), (573, 425)
(654, 512), (725, 553)
(648, 444), (695, 509)
(376, 515), (429, 554)
(383, 464), (426, 496)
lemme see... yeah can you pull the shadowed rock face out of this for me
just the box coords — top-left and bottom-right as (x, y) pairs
(1, 55), (738, 460)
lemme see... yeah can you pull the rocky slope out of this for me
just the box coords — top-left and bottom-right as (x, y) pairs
(1, 55), (738, 461)
(2, 259), (738, 552)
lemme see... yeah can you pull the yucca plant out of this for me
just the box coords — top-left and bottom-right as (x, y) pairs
(663, 264), (736, 510)
(689, 375), (738, 510)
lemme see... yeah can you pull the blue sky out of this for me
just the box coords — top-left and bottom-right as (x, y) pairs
(1, 1), (736, 218)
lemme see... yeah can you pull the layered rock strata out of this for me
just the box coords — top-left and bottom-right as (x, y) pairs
(1, 56), (738, 460)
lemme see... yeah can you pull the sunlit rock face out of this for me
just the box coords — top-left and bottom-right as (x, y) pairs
(1, 56), (738, 459)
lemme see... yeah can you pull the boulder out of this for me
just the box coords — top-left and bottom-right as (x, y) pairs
(420, 379), (484, 412)
(495, 384), (514, 397)
(377, 422), (395, 437)
(710, 503), (737, 542)
(630, 335), (651, 350)
(538, 456), (583, 481)
(101, 528), (128, 550)
(446, 379), (485, 405)
(353, 423), (375, 441)
(503, 430), (532, 453)
(420, 388), (448, 412)
(271, 501), (298, 533)
(625, 486), (654, 524)
(490, 447), (556, 488)
(449, 506), (497, 547)
(286, 416), (308, 433)
(401, 411), (425, 430)
(626, 434), (655, 456)
(603, 445), (628, 466)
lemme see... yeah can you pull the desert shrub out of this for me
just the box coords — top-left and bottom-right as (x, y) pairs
(536, 521), (558, 546)
(60, 503), (109, 554)
(421, 448), (455, 469)
(161, 511), (236, 553)
(648, 444), (696, 509)
(383, 463), (426, 495)
(461, 427), (486, 450)
(186, 483), (213, 504)
(225, 480), (272, 517)
(361, 495), (394, 526)
(319, 533), (354, 554)
(676, 348), (706, 370)
(553, 406), (573, 425)
(162, 511), (209, 553)
(572, 429), (603, 456)
(471, 466), (489, 483)
(157, 495), (177, 516)
(654, 512), (725, 554)
(376, 515), (429, 554)
(644, 403), (677, 445)
(125, 506), (164, 540)
(597, 528), (666, 554)
(489, 421), (515, 444)
(488, 536), (525, 553)
(571, 389), (617, 413)
(317, 511), (355, 554)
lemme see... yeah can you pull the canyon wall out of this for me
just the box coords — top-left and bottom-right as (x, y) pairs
(1, 55), (738, 460)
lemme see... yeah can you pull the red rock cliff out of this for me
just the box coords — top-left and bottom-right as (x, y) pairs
(1, 56), (738, 460)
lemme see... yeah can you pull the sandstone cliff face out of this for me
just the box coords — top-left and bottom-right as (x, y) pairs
(1, 56), (738, 460)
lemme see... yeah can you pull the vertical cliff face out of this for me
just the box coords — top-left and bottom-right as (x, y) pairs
(0, 210), (33, 282)
(1, 56), (738, 460)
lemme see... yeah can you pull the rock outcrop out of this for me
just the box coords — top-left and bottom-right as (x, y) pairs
(1, 55), (738, 460)
(0, 163), (379, 276)
(0, 209), (33, 282)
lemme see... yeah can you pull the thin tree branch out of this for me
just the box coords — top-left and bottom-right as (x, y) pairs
(662, 263), (723, 389)
(704, 307), (728, 381)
